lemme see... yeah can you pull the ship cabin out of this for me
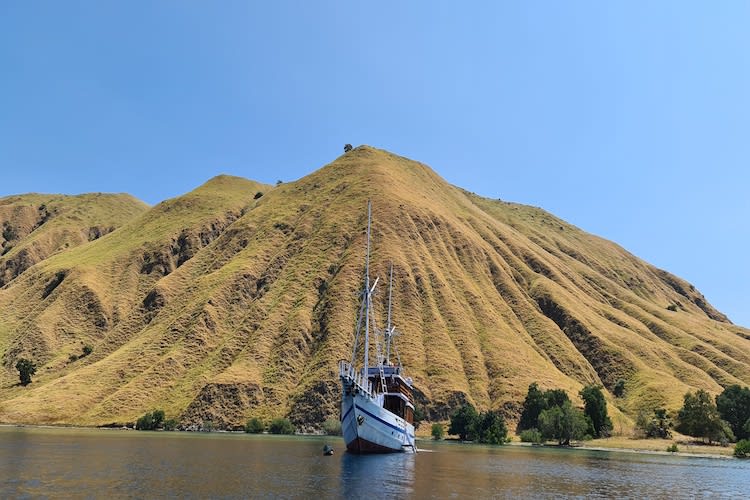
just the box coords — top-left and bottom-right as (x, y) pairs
(367, 366), (415, 424)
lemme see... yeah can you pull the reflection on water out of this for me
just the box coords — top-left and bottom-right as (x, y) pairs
(1, 427), (748, 498)
(340, 452), (415, 498)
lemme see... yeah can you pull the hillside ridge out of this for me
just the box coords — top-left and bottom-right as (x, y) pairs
(0, 146), (747, 432)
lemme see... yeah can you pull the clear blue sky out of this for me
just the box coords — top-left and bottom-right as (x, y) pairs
(1, 1), (748, 326)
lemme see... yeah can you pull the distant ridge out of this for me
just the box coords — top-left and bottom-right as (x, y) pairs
(1, 146), (748, 432)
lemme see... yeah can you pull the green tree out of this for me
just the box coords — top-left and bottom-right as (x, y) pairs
(245, 417), (265, 434)
(15, 358), (37, 386)
(449, 403), (479, 441)
(544, 389), (570, 409)
(163, 419), (177, 431)
(676, 389), (732, 444)
(538, 401), (587, 445)
(716, 385), (750, 441)
(580, 385), (612, 438)
(476, 411), (508, 445)
(431, 423), (445, 440)
(268, 418), (295, 435)
(518, 383), (547, 431)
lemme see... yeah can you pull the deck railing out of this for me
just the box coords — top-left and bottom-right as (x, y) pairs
(339, 360), (373, 398)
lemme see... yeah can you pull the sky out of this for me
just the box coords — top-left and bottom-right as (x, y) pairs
(1, 1), (748, 326)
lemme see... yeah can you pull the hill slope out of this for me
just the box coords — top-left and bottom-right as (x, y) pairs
(0, 193), (148, 287)
(0, 148), (748, 431)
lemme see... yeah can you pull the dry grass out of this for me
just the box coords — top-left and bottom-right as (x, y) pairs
(584, 435), (735, 457)
(0, 147), (748, 432)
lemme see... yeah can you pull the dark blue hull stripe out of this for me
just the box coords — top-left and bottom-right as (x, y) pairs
(355, 403), (414, 438)
(341, 403), (354, 423)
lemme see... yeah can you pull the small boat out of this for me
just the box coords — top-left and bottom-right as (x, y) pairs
(339, 202), (417, 454)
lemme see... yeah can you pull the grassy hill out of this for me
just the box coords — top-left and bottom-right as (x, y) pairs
(1, 147), (748, 432)
(0, 193), (148, 287)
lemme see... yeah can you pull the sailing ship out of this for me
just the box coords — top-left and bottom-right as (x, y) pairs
(339, 202), (417, 453)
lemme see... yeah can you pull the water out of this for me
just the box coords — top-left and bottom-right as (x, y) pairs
(1, 426), (748, 498)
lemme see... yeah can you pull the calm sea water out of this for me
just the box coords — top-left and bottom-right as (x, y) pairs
(1, 426), (748, 498)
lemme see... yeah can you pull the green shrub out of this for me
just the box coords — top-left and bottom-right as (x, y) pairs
(520, 428), (543, 444)
(136, 409), (165, 430)
(734, 439), (750, 458)
(163, 419), (178, 431)
(613, 379), (626, 398)
(69, 354), (79, 362)
(136, 413), (154, 430)
(269, 418), (295, 435)
(201, 420), (214, 432)
(15, 358), (37, 386)
(431, 423), (445, 440)
(666, 443), (679, 453)
(666, 304), (678, 312)
(413, 405), (426, 430)
(82, 345), (93, 357)
(323, 418), (342, 436)
(245, 417), (265, 434)
(637, 408), (673, 439)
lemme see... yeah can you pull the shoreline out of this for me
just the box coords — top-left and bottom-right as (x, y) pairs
(2, 423), (739, 459)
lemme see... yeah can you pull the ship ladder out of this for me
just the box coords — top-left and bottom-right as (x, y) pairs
(378, 365), (387, 404)
(407, 434), (418, 453)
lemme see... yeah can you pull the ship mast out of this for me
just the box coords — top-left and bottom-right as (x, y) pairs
(363, 201), (371, 376)
(386, 263), (393, 364)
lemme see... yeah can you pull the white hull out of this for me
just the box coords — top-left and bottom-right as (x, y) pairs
(340, 372), (416, 453)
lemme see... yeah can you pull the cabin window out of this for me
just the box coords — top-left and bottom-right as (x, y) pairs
(384, 395), (406, 419)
